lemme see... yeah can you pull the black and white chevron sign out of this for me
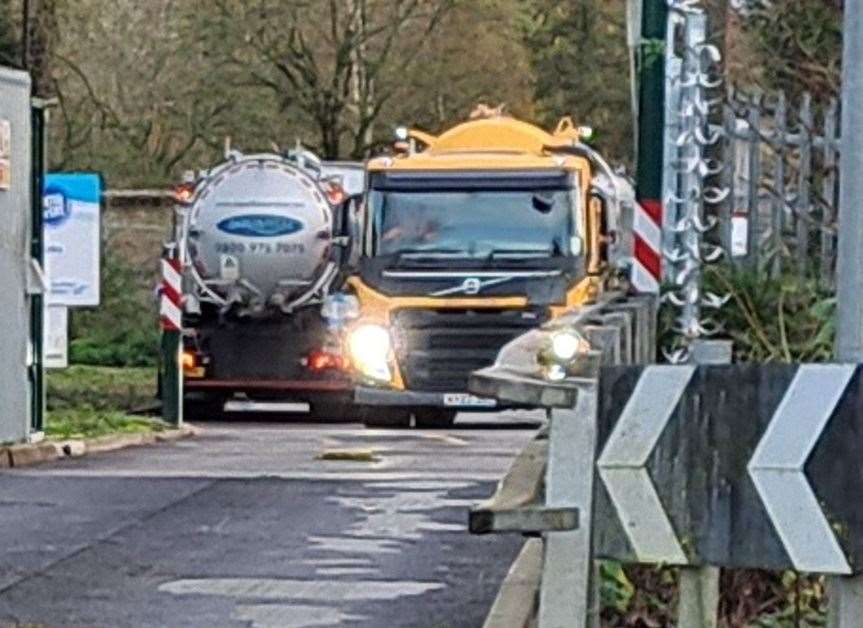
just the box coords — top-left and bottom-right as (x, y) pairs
(592, 364), (863, 574)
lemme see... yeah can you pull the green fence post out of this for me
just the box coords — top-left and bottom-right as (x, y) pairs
(635, 0), (669, 227)
(29, 98), (48, 436)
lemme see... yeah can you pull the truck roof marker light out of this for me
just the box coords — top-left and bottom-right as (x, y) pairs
(552, 117), (593, 143)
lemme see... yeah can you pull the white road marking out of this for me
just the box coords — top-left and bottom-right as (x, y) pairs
(362, 481), (474, 491)
(301, 558), (373, 567)
(233, 604), (365, 628)
(314, 568), (379, 576)
(159, 577), (445, 601)
(306, 536), (400, 555)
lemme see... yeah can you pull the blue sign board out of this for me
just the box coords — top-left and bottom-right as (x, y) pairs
(43, 173), (102, 306)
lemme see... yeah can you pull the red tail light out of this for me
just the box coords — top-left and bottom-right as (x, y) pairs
(173, 183), (196, 204)
(307, 350), (348, 372)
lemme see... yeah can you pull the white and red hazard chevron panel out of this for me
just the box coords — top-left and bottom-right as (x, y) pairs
(160, 258), (183, 331)
(631, 200), (662, 293)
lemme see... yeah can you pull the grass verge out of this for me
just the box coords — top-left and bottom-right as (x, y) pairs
(46, 365), (167, 440)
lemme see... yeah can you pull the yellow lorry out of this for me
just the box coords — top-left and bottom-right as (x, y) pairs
(341, 111), (633, 427)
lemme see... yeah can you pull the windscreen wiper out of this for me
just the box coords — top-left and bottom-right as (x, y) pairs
(397, 247), (472, 260)
(488, 248), (553, 260)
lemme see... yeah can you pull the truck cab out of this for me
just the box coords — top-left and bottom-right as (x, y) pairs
(344, 113), (625, 428)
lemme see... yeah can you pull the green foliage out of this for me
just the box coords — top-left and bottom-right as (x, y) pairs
(733, 0), (842, 99)
(659, 265), (835, 364)
(599, 562), (677, 627)
(46, 365), (162, 440)
(69, 251), (159, 367)
(720, 570), (827, 627)
(705, 265), (835, 363)
(0, 0), (20, 67)
(598, 562), (828, 626)
(46, 408), (165, 440)
(520, 0), (633, 166)
(47, 364), (155, 412)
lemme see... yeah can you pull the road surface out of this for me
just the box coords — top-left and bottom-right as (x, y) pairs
(0, 412), (540, 628)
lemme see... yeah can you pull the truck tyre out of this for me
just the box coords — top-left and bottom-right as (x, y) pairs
(183, 397), (225, 421)
(310, 402), (351, 421)
(414, 409), (457, 429)
(361, 407), (412, 429)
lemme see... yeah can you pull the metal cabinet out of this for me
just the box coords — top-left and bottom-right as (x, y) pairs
(0, 66), (44, 443)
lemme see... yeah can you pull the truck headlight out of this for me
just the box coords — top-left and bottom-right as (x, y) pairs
(550, 330), (586, 362)
(540, 329), (591, 381)
(347, 323), (392, 382)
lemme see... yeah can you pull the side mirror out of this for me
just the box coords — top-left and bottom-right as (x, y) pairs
(587, 191), (608, 275)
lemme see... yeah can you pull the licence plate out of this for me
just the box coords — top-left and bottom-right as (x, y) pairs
(443, 393), (497, 408)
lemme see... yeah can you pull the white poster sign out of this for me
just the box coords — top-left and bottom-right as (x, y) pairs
(731, 214), (749, 258)
(43, 173), (101, 306)
(0, 119), (10, 191)
(44, 305), (69, 369)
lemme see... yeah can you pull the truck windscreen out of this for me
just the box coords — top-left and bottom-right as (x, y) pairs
(369, 186), (575, 259)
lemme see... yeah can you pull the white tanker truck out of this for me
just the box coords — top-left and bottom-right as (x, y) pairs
(164, 149), (363, 418)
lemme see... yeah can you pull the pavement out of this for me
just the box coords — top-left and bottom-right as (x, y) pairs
(0, 411), (542, 628)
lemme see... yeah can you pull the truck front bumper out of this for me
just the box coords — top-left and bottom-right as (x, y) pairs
(354, 386), (499, 409)
(186, 379), (351, 393)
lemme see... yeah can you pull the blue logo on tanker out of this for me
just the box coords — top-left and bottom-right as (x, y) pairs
(216, 214), (304, 237)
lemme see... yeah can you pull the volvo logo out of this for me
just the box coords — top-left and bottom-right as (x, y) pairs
(431, 275), (514, 297)
(460, 278), (482, 295)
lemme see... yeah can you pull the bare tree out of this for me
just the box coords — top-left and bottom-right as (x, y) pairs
(51, 0), (238, 185)
(22, 0), (56, 96)
(209, 0), (454, 159)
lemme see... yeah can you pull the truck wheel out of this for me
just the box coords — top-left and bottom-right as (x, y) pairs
(183, 398), (225, 421)
(310, 402), (351, 421)
(414, 409), (457, 429)
(361, 407), (412, 429)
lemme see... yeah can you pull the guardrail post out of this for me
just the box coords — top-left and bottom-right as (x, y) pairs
(828, 578), (863, 628)
(676, 338), (731, 628)
(678, 567), (720, 628)
(538, 383), (598, 628)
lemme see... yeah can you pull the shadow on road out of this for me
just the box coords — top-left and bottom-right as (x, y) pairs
(193, 410), (543, 431)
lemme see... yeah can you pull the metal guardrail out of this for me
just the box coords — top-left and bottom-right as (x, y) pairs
(468, 293), (658, 627)
(469, 430), (578, 535)
(469, 289), (863, 627)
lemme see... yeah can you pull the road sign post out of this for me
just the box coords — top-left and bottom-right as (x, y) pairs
(160, 252), (183, 426)
(634, 0), (668, 290)
(832, 0), (863, 622)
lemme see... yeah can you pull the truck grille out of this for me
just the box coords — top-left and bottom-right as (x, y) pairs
(391, 308), (547, 392)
